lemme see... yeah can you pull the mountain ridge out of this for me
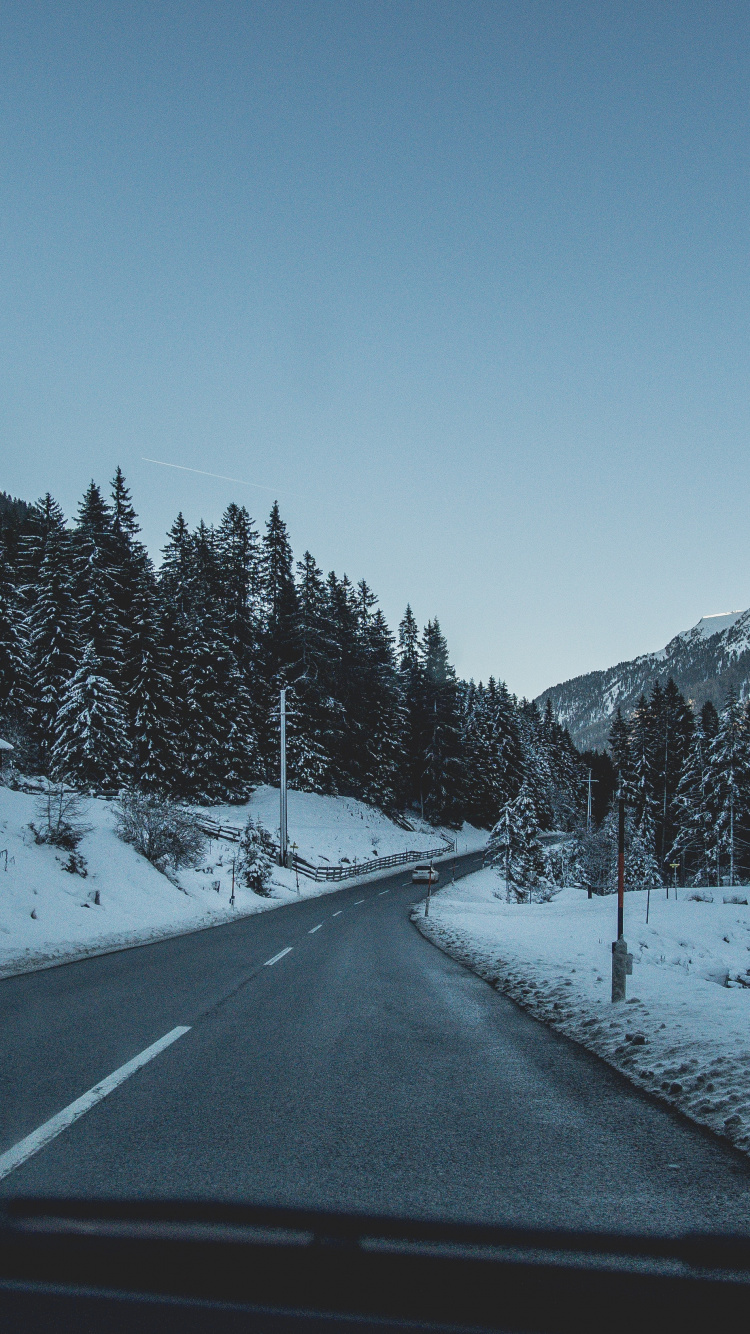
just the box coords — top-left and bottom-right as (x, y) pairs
(536, 608), (750, 751)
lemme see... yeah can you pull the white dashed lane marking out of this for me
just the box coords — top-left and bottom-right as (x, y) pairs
(354, 899), (365, 905)
(264, 947), (293, 966)
(0, 1026), (191, 1183)
(332, 911), (343, 917)
(308, 925), (322, 934)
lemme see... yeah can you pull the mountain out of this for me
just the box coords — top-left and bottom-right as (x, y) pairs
(536, 610), (750, 751)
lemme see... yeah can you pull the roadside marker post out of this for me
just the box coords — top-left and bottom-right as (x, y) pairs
(424, 862), (434, 918)
(611, 791), (633, 1002)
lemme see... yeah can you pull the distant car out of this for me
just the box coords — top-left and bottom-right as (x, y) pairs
(412, 864), (439, 884)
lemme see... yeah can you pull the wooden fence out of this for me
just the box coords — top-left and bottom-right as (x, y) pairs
(194, 815), (455, 882)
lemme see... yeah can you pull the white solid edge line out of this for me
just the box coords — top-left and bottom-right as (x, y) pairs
(308, 924), (322, 934)
(264, 946), (293, 965)
(0, 1026), (191, 1183)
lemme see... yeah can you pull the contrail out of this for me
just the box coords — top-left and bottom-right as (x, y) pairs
(141, 457), (295, 497)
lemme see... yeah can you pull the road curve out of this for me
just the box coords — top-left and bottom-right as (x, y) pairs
(2, 849), (750, 1232)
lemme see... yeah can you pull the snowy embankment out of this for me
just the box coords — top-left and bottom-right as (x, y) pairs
(0, 785), (483, 979)
(415, 869), (750, 1157)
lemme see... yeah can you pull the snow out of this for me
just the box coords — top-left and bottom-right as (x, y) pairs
(416, 868), (750, 1158)
(195, 786), (484, 865)
(0, 785), (484, 979)
(686, 611), (745, 641)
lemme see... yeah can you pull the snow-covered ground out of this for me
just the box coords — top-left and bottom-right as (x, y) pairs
(196, 786), (482, 865)
(416, 868), (750, 1157)
(0, 785), (484, 979)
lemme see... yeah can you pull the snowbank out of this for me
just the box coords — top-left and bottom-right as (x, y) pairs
(415, 868), (750, 1157)
(0, 786), (483, 979)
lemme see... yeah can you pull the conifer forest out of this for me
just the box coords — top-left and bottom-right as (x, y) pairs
(1, 474), (748, 887)
(0, 474), (582, 830)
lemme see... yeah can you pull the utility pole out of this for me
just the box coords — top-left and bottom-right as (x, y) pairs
(279, 687), (288, 868)
(611, 786), (632, 1002)
(587, 770), (593, 831)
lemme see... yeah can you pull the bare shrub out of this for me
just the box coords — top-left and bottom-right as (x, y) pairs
(114, 790), (205, 873)
(30, 783), (91, 851)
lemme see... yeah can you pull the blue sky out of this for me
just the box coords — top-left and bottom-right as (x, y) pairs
(2, 1), (749, 697)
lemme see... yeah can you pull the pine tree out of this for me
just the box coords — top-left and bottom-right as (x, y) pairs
(16, 494), (67, 603)
(180, 624), (260, 802)
(260, 502), (299, 681)
(672, 719), (712, 882)
(216, 503), (261, 668)
(608, 708), (631, 787)
(706, 690), (750, 887)
(420, 619), (464, 825)
(51, 643), (130, 790)
(626, 804), (662, 888)
(123, 578), (174, 790)
(25, 526), (79, 771)
(72, 481), (122, 678)
(488, 782), (548, 901)
(160, 513), (195, 623)
(0, 545), (25, 726)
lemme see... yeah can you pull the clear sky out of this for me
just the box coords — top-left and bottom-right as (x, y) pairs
(2, 1), (749, 698)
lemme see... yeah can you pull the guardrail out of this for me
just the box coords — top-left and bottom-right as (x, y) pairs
(194, 815), (455, 882)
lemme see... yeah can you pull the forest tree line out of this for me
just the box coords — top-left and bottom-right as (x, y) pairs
(601, 678), (750, 886)
(0, 474), (585, 830)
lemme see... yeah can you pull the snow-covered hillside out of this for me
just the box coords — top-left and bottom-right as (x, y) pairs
(536, 607), (750, 750)
(417, 868), (750, 1158)
(0, 786), (484, 979)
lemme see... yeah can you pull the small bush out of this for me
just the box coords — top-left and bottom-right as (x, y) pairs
(237, 816), (275, 895)
(114, 791), (205, 872)
(30, 783), (91, 851)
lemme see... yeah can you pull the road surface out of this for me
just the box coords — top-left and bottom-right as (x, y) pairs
(2, 849), (750, 1232)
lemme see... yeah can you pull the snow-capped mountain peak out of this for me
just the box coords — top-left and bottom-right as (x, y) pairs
(537, 606), (750, 751)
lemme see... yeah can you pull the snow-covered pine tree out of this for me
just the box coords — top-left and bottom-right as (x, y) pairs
(0, 544), (26, 729)
(420, 619), (464, 825)
(123, 577), (174, 790)
(25, 526), (79, 772)
(288, 551), (338, 792)
(109, 468), (152, 634)
(628, 694), (654, 824)
(72, 482), (123, 681)
(159, 513), (196, 623)
(649, 677), (694, 869)
(488, 782), (549, 901)
(672, 720), (713, 882)
(626, 803), (662, 889)
(15, 494), (67, 605)
(608, 707), (632, 788)
(260, 502), (299, 682)
(51, 642), (131, 790)
(180, 623), (260, 802)
(397, 604), (426, 811)
(706, 689), (750, 887)
(358, 608), (404, 810)
(216, 502), (261, 670)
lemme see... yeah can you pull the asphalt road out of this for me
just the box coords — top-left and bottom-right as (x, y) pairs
(2, 849), (750, 1232)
